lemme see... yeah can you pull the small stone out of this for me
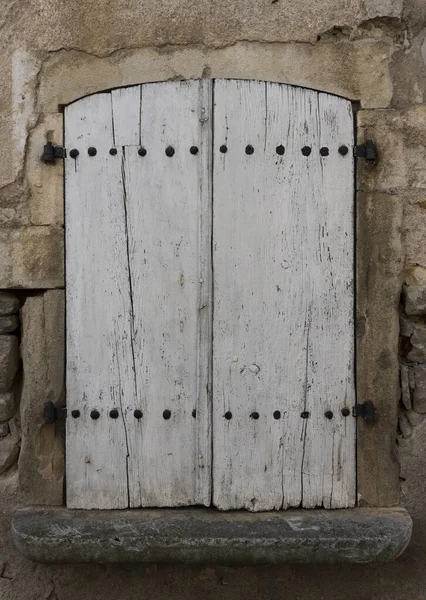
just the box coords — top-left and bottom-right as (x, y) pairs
(0, 391), (16, 421)
(399, 414), (413, 438)
(400, 317), (426, 363)
(0, 336), (19, 392)
(0, 292), (19, 316)
(0, 422), (9, 437)
(403, 285), (426, 316)
(413, 366), (426, 413)
(408, 366), (416, 392)
(400, 364), (412, 410)
(0, 429), (20, 474)
(0, 315), (19, 334)
(406, 409), (425, 427)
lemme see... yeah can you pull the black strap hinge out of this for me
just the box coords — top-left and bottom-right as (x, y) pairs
(354, 139), (377, 161)
(41, 142), (66, 163)
(352, 401), (376, 424)
(44, 401), (67, 424)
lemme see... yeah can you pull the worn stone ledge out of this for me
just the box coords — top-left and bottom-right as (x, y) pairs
(11, 507), (412, 565)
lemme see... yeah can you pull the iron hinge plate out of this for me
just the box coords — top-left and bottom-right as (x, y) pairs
(352, 401), (376, 424)
(354, 139), (377, 160)
(44, 401), (67, 424)
(41, 142), (67, 163)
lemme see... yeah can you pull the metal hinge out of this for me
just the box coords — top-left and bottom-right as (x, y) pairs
(354, 139), (377, 161)
(352, 401), (376, 424)
(41, 142), (66, 164)
(44, 401), (67, 424)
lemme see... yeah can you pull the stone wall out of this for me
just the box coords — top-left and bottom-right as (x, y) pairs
(1, 1), (426, 598)
(0, 293), (20, 476)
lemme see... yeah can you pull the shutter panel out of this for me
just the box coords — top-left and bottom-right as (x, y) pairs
(65, 93), (135, 508)
(65, 81), (212, 508)
(65, 80), (355, 511)
(212, 80), (355, 510)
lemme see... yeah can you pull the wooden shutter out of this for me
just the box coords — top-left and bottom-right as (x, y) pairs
(65, 79), (355, 510)
(212, 80), (355, 510)
(65, 81), (212, 508)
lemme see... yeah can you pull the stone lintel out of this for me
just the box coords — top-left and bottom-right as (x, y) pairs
(12, 507), (412, 565)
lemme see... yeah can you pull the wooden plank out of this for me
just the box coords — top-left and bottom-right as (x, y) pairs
(212, 79), (283, 511)
(65, 93), (135, 509)
(111, 86), (141, 146)
(212, 80), (355, 510)
(122, 80), (212, 506)
(300, 92), (355, 508)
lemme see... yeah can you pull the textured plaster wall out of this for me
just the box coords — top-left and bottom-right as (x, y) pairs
(1, 0), (426, 598)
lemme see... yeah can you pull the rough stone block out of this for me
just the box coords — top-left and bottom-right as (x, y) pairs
(11, 507), (412, 565)
(406, 408), (424, 427)
(356, 192), (402, 506)
(19, 291), (64, 505)
(27, 114), (64, 226)
(0, 391), (16, 421)
(0, 316), (19, 334)
(19, 1), (396, 55)
(0, 336), (19, 393)
(0, 422), (9, 437)
(0, 292), (19, 316)
(413, 366), (426, 413)
(39, 40), (393, 114)
(399, 413), (413, 438)
(0, 227), (63, 289)
(400, 316), (426, 363)
(404, 285), (426, 315)
(402, 194), (426, 270)
(0, 422), (20, 474)
(357, 107), (426, 191)
(363, 0), (403, 18)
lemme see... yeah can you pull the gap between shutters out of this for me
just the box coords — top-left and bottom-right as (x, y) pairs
(121, 146), (136, 509)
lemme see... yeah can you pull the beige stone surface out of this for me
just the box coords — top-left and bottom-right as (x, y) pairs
(0, 421), (20, 475)
(0, 226), (63, 288)
(356, 192), (403, 506)
(0, 0), (404, 54)
(19, 291), (64, 506)
(38, 41), (393, 115)
(391, 29), (426, 108)
(357, 106), (426, 191)
(0, 316), (19, 334)
(26, 114), (64, 226)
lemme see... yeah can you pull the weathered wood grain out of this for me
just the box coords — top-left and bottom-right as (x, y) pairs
(122, 80), (212, 506)
(65, 80), (354, 511)
(111, 85), (141, 146)
(212, 80), (355, 510)
(65, 93), (135, 509)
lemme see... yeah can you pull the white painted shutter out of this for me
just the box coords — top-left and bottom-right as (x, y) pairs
(212, 80), (355, 510)
(65, 79), (355, 510)
(65, 81), (212, 509)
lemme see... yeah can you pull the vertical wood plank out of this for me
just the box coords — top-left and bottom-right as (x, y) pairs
(300, 92), (355, 508)
(65, 93), (135, 509)
(212, 79), (286, 511)
(111, 86), (141, 146)
(123, 80), (212, 506)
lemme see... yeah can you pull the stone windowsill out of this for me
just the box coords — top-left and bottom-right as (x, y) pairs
(12, 506), (412, 564)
